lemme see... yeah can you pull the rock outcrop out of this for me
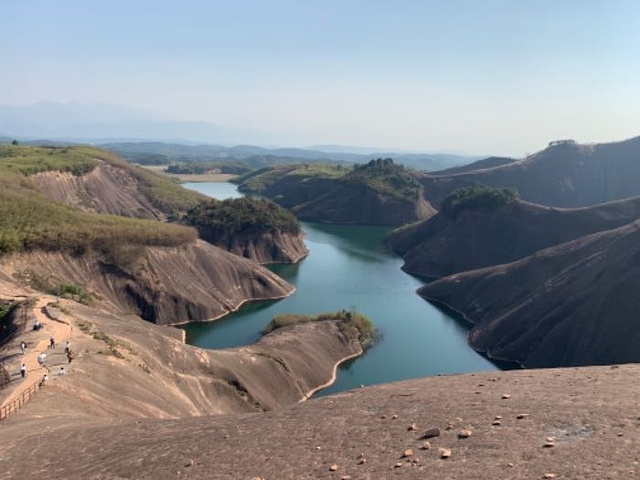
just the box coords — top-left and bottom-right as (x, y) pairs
(199, 229), (308, 264)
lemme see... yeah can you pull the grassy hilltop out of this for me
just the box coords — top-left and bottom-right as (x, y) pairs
(0, 144), (199, 256)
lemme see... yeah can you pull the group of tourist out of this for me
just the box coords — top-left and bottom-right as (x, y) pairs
(13, 321), (72, 386)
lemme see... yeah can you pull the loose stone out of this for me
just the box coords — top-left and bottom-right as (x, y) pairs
(402, 449), (414, 458)
(439, 448), (452, 459)
(330, 464), (339, 471)
(502, 394), (511, 399)
(516, 413), (530, 419)
(458, 429), (473, 439)
(420, 427), (441, 439)
(420, 441), (431, 450)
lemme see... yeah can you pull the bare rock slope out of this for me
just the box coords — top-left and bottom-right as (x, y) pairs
(390, 196), (640, 278)
(419, 136), (640, 209)
(419, 219), (640, 367)
(2, 364), (639, 479)
(1, 240), (293, 325)
(0, 298), (363, 421)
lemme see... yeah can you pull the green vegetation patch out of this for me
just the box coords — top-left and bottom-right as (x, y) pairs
(263, 310), (375, 347)
(0, 144), (101, 176)
(0, 145), (199, 257)
(345, 158), (422, 202)
(441, 185), (519, 219)
(235, 159), (421, 202)
(186, 197), (301, 236)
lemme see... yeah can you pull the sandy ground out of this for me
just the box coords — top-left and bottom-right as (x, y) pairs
(0, 297), (73, 411)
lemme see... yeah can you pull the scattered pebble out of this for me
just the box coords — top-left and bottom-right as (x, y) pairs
(543, 437), (555, 448)
(420, 441), (431, 450)
(494, 415), (502, 420)
(394, 462), (403, 468)
(502, 394), (511, 399)
(330, 463), (339, 471)
(492, 420), (502, 426)
(392, 414), (398, 420)
(358, 458), (366, 465)
(508, 463), (514, 468)
(618, 432), (624, 437)
(516, 413), (530, 419)
(420, 427), (441, 439)
(341, 476), (352, 480)
(380, 415), (387, 419)
(458, 429), (473, 439)
(402, 449), (414, 458)
(439, 448), (452, 459)
(543, 474), (557, 479)
(408, 423), (417, 431)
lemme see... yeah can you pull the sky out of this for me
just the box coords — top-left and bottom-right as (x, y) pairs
(2, 0), (640, 156)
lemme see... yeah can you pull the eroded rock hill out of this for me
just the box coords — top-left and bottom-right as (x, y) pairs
(419, 219), (640, 367)
(0, 297), (363, 422)
(419, 136), (640, 209)
(0, 240), (293, 325)
(390, 196), (640, 278)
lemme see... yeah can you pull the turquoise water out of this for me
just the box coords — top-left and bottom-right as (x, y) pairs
(181, 183), (497, 395)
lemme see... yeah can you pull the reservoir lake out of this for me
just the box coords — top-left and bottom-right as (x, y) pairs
(181, 182), (497, 396)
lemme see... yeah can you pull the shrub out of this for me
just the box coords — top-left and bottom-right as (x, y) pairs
(440, 186), (518, 219)
(186, 197), (301, 237)
(262, 310), (376, 348)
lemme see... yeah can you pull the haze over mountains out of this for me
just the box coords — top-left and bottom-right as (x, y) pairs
(0, 102), (477, 171)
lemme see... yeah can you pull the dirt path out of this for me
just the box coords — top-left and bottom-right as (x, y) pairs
(0, 297), (72, 409)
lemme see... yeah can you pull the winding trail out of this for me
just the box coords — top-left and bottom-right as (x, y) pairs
(0, 297), (72, 411)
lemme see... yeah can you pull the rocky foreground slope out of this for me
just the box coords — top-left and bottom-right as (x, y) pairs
(2, 363), (639, 479)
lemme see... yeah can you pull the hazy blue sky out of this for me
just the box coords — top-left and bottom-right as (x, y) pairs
(2, 0), (639, 155)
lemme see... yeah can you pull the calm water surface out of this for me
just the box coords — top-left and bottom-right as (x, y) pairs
(181, 182), (497, 395)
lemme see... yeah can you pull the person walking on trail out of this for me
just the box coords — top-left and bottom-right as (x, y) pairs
(64, 341), (71, 354)
(58, 367), (66, 376)
(49, 336), (56, 349)
(66, 350), (74, 364)
(20, 364), (26, 379)
(20, 341), (26, 354)
(37, 352), (46, 367)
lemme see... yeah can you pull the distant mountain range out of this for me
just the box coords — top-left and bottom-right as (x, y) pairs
(0, 102), (478, 171)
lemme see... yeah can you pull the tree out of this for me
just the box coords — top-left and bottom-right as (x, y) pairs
(11, 139), (19, 146)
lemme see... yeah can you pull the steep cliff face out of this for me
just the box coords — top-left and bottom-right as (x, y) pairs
(1, 240), (294, 325)
(389, 196), (640, 278)
(198, 229), (308, 264)
(419, 220), (640, 367)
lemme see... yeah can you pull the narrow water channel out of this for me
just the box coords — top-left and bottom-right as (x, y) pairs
(181, 182), (497, 395)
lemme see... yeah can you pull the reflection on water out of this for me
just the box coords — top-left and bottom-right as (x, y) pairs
(181, 183), (498, 395)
